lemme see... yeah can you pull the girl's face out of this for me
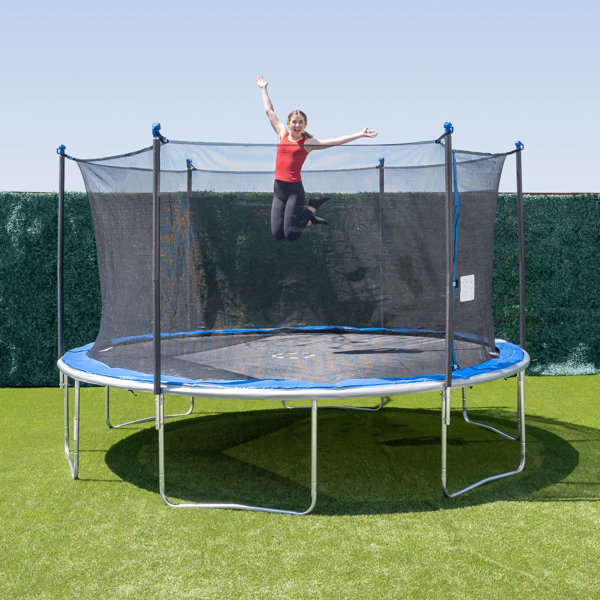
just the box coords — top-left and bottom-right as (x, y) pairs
(287, 114), (306, 139)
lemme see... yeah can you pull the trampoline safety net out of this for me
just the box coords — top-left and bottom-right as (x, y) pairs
(75, 139), (507, 386)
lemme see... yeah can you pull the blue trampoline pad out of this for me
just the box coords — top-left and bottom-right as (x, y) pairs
(59, 328), (528, 397)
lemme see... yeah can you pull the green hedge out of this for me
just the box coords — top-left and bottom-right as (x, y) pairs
(0, 192), (598, 386)
(494, 194), (599, 374)
(0, 193), (100, 386)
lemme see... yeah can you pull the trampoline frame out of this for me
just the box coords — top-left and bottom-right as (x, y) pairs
(57, 126), (528, 514)
(59, 339), (529, 514)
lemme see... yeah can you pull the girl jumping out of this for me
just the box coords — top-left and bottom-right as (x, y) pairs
(256, 76), (377, 241)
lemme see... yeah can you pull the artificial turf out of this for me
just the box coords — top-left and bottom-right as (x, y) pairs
(1, 374), (599, 599)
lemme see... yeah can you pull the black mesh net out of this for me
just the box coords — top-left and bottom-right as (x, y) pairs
(76, 140), (506, 385)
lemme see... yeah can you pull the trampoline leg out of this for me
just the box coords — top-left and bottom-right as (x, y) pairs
(105, 386), (194, 428)
(461, 385), (520, 441)
(104, 387), (112, 428)
(281, 396), (387, 412)
(157, 393), (166, 500)
(64, 377), (80, 479)
(517, 369), (526, 457)
(441, 371), (526, 498)
(158, 398), (318, 515)
(440, 387), (450, 492)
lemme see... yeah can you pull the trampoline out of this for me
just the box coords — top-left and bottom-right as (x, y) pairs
(57, 124), (529, 514)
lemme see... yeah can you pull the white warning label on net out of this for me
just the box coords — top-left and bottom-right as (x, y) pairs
(460, 274), (475, 302)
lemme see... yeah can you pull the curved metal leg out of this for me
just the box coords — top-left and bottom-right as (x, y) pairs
(158, 396), (318, 514)
(461, 387), (520, 441)
(105, 386), (194, 428)
(64, 377), (80, 479)
(281, 396), (387, 412)
(441, 370), (526, 498)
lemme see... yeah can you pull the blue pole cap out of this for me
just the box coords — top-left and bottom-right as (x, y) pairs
(378, 157), (385, 168)
(186, 158), (193, 169)
(152, 123), (169, 143)
(56, 145), (73, 159)
(515, 141), (524, 151)
(444, 122), (454, 134)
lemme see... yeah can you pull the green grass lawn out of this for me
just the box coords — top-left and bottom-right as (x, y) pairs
(1, 375), (599, 599)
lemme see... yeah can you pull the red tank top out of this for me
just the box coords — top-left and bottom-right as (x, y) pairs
(275, 134), (308, 182)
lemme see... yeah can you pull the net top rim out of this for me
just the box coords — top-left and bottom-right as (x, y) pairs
(168, 139), (437, 148)
(74, 149), (510, 174)
(73, 139), (439, 163)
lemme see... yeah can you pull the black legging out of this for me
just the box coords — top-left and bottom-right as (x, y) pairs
(271, 179), (312, 242)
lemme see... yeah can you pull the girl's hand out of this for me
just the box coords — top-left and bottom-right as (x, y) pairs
(256, 76), (268, 89)
(361, 128), (378, 138)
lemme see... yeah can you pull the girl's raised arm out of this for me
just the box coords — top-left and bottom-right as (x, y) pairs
(256, 76), (287, 139)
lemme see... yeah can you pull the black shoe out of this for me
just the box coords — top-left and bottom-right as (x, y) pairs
(309, 196), (330, 210)
(308, 212), (328, 226)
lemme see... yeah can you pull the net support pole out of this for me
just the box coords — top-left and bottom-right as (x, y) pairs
(443, 125), (454, 390)
(186, 159), (193, 201)
(515, 143), (526, 350)
(378, 157), (385, 327)
(57, 146), (66, 387)
(441, 123), (454, 495)
(152, 135), (162, 399)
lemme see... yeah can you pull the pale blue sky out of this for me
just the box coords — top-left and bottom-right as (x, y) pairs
(1, 0), (598, 192)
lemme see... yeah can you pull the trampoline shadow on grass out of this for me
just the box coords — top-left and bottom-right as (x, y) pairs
(104, 406), (590, 515)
